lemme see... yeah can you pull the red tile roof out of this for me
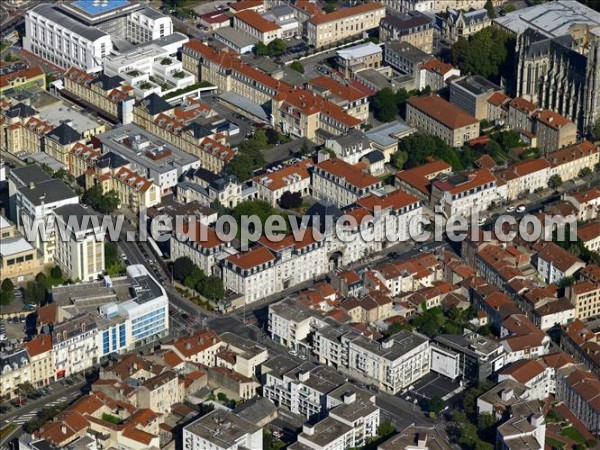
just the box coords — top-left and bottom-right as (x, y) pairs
(24, 334), (52, 357)
(235, 9), (280, 32)
(547, 140), (598, 167)
(408, 95), (479, 129)
(577, 222), (600, 243)
(226, 246), (276, 270)
(0, 65), (44, 89)
(309, 75), (368, 103)
(356, 189), (420, 212)
(534, 109), (573, 130)
(487, 92), (510, 107)
(230, 0), (264, 11)
(252, 159), (312, 191)
(433, 169), (496, 195)
(278, 88), (362, 127)
(395, 159), (452, 196)
(510, 97), (538, 114)
(315, 158), (380, 189)
(420, 59), (456, 76)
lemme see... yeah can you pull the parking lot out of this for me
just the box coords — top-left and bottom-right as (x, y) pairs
(404, 372), (462, 402)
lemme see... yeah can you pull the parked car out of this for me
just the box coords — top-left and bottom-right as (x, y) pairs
(506, 205), (516, 212)
(516, 205), (526, 213)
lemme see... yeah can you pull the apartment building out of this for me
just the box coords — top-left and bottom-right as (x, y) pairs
(577, 222), (600, 252)
(382, 0), (491, 13)
(52, 204), (104, 282)
(384, 41), (430, 77)
(233, 10), (282, 44)
(532, 242), (586, 284)
(137, 370), (184, 415)
(324, 129), (373, 165)
(438, 8), (490, 43)
(548, 140), (599, 182)
(496, 158), (552, 201)
(0, 101), (53, 156)
(560, 320), (600, 377)
(252, 160), (312, 206)
(161, 329), (223, 367)
(314, 327), (431, 394)
(308, 75), (371, 122)
(496, 400), (546, 450)
(11, 166), (79, 264)
(379, 11), (433, 52)
(0, 346), (31, 399)
(535, 109), (578, 154)
(268, 298), (328, 352)
(311, 158), (383, 207)
(430, 169), (498, 218)
(556, 368), (600, 433)
(178, 167), (243, 208)
(63, 67), (136, 123)
(564, 188), (600, 221)
(0, 216), (42, 282)
(0, 66), (45, 95)
(219, 332), (268, 379)
(500, 314), (552, 363)
(406, 96), (480, 147)
(183, 409), (262, 450)
(335, 42), (383, 77)
(567, 281), (600, 320)
(418, 59), (461, 91)
(52, 313), (99, 379)
(273, 89), (363, 141)
(23, 334), (53, 388)
(222, 232), (328, 304)
(449, 75), (503, 120)
(306, 3), (386, 48)
(497, 359), (550, 401)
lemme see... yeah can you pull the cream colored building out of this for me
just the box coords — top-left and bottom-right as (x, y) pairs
(137, 370), (184, 415)
(24, 334), (54, 388)
(577, 222), (600, 253)
(306, 3), (386, 48)
(161, 330), (224, 367)
(567, 282), (600, 320)
(406, 95), (480, 147)
(335, 42), (383, 77)
(0, 216), (42, 282)
(379, 11), (433, 52)
(0, 348), (31, 399)
(496, 158), (552, 201)
(53, 204), (105, 282)
(439, 8), (490, 43)
(548, 141), (599, 182)
(252, 160), (312, 206)
(233, 10), (282, 44)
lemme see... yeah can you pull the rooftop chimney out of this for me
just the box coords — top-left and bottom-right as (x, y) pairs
(500, 388), (513, 401)
(299, 371), (310, 382)
(417, 433), (428, 448)
(303, 424), (315, 436)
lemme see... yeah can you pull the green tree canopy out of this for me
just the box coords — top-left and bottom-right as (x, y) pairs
(279, 191), (303, 209)
(82, 184), (120, 214)
(549, 174), (563, 189)
(173, 256), (195, 282)
(426, 396), (446, 414)
(50, 266), (63, 280)
(484, 0), (496, 18)
(201, 276), (225, 301)
(1, 278), (15, 292)
(373, 88), (398, 122)
(291, 60), (305, 74)
(398, 133), (463, 170)
(579, 167), (593, 178)
(184, 266), (206, 290)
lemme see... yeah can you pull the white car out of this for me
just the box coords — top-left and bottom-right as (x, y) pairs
(516, 205), (526, 213)
(478, 217), (487, 226)
(506, 205), (516, 212)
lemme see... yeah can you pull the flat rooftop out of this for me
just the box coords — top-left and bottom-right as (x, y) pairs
(38, 102), (103, 135)
(453, 75), (501, 96)
(493, 0), (600, 38)
(71, 0), (131, 16)
(97, 123), (198, 175)
(184, 410), (260, 447)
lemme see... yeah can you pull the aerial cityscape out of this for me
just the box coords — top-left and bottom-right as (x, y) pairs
(0, 0), (599, 449)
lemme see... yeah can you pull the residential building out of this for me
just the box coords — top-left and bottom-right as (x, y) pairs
(198, 11), (231, 31)
(497, 359), (550, 401)
(382, 0), (492, 14)
(308, 75), (371, 122)
(177, 167), (243, 208)
(219, 332), (268, 379)
(548, 140), (600, 182)
(268, 298), (328, 352)
(535, 109), (578, 154)
(395, 159), (453, 199)
(0, 216), (42, 282)
(406, 96), (480, 147)
(335, 42), (383, 77)
(52, 204), (104, 282)
(24, 334), (53, 388)
(0, 66), (45, 95)
(577, 222), (600, 252)
(272, 89), (363, 142)
(496, 400), (546, 450)
(384, 41), (430, 77)
(306, 3), (386, 48)
(378, 425), (453, 450)
(311, 158), (383, 207)
(252, 160), (312, 206)
(438, 8), (490, 42)
(324, 129), (374, 165)
(44, 123), (84, 166)
(418, 59), (461, 91)
(315, 328), (431, 394)
(11, 165), (79, 264)
(24, 2), (172, 71)
(500, 314), (551, 364)
(379, 11), (433, 53)
(262, 5), (299, 39)
(567, 281), (600, 320)
(430, 169), (499, 218)
(183, 409), (262, 450)
(137, 370), (184, 415)
(532, 242), (586, 284)
(564, 188), (600, 221)
(560, 320), (600, 377)
(96, 123), (199, 195)
(555, 368), (600, 433)
(161, 329), (223, 367)
(52, 313), (99, 379)
(449, 75), (503, 120)
(496, 158), (551, 201)
(431, 332), (505, 383)
(0, 101), (53, 156)
(214, 27), (256, 54)
(0, 347), (31, 399)
(232, 10), (282, 44)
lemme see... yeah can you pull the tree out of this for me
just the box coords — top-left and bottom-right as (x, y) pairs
(373, 88), (397, 122)
(591, 117), (600, 141)
(391, 150), (408, 169)
(579, 167), (593, 178)
(17, 381), (36, 396)
(50, 266), (62, 280)
(0, 290), (13, 305)
(255, 42), (270, 56)
(268, 38), (287, 56)
(279, 191), (303, 209)
(398, 133), (463, 170)
(1, 278), (14, 292)
(82, 184), (120, 214)
(323, 3), (336, 13)
(291, 60), (305, 74)
(105, 242), (125, 276)
(426, 396), (446, 414)
(549, 174), (563, 189)
(24, 281), (46, 305)
(484, 0), (496, 18)
(217, 392), (228, 403)
(377, 421), (396, 438)
(265, 128), (280, 145)
(201, 276), (225, 301)
(184, 266), (206, 290)
(225, 130), (269, 180)
(173, 257), (195, 282)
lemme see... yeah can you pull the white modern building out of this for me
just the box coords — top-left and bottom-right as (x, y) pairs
(183, 409), (262, 450)
(24, 1), (172, 71)
(53, 204), (105, 282)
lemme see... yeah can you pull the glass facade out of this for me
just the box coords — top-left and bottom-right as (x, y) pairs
(132, 307), (166, 341)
